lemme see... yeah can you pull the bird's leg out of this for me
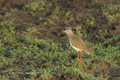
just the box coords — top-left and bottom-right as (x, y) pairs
(76, 51), (79, 64)
(80, 51), (82, 64)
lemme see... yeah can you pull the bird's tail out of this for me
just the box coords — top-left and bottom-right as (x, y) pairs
(85, 47), (94, 56)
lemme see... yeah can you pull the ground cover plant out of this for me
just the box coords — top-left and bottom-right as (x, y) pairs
(0, 0), (120, 80)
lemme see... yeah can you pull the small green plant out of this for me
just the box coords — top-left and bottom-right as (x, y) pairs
(94, 31), (106, 41)
(91, 0), (99, 5)
(0, 21), (13, 27)
(43, 19), (56, 26)
(103, 34), (120, 45)
(65, 11), (71, 16)
(0, 21), (16, 44)
(24, 27), (39, 34)
(76, 25), (87, 37)
(101, 3), (120, 23)
(87, 17), (95, 26)
(23, 1), (45, 11)
(101, 5), (108, 16)
(43, 6), (60, 26)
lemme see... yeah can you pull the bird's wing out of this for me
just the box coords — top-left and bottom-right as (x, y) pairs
(70, 34), (94, 55)
(70, 34), (87, 51)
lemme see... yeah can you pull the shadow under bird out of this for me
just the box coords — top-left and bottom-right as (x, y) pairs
(62, 27), (94, 64)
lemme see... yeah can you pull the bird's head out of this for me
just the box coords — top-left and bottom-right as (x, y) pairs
(62, 27), (73, 35)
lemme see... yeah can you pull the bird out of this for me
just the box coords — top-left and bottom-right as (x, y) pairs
(62, 27), (94, 64)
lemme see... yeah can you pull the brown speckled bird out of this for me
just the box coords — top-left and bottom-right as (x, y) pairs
(63, 27), (94, 64)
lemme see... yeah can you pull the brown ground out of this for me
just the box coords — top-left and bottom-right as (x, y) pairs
(0, 0), (120, 43)
(0, 0), (120, 79)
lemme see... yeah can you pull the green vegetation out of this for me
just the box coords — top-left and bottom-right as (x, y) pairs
(101, 3), (120, 23)
(87, 17), (95, 26)
(0, 0), (120, 80)
(76, 25), (87, 37)
(91, 0), (99, 4)
(44, 6), (60, 26)
(0, 20), (120, 80)
(23, 0), (45, 11)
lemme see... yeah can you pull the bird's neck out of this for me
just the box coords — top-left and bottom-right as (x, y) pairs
(67, 32), (74, 39)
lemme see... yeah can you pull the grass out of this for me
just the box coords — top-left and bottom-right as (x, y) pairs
(23, 0), (45, 11)
(76, 25), (87, 38)
(91, 0), (99, 4)
(0, 0), (120, 80)
(101, 3), (120, 23)
(87, 17), (95, 26)
(0, 20), (120, 80)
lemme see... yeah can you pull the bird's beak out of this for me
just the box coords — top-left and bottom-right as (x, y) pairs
(61, 29), (66, 36)
(61, 29), (65, 33)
